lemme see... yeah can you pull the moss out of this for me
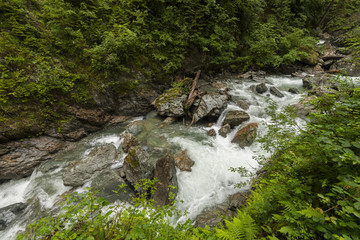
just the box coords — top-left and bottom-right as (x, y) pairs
(155, 86), (184, 107)
(126, 147), (139, 168)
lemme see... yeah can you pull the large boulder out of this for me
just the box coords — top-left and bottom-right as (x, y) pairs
(154, 88), (187, 117)
(62, 144), (117, 187)
(231, 123), (259, 148)
(91, 169), (136, 203)
(174, 150), (195, 172)
(152, 155), (178, 206)
(223, 110), (250, 129)
(122, 146), (154, 187)
(0, 136), (65, 180)
(193, 93), (228, 122)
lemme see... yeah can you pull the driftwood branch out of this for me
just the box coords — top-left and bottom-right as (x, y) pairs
(184, 70), (201, 110)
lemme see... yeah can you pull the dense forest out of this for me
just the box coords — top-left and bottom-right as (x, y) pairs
(1, 0), (360, 239)
(1, 0), (360, 135)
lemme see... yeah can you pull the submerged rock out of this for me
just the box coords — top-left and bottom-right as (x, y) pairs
(219, 123), (232, 137)
(255, 83), (268, 94)
(237, 100), (249, 110)
(174, 150), (195, 172)
(62, 144), (117, 187)
(207, 129), (217, 137)
(152, 155), (178, 206)
(223, 110), (250, 129)
(0, 202), (27, 231)
(269, 87), (284, 98)
(288, 88), (300, 94)
(231, 123), (259, 148)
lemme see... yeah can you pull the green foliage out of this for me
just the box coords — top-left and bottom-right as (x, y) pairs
(216, 212), (259, 240)
(17, 180), (217, 240)
(224, 77), (360, 239)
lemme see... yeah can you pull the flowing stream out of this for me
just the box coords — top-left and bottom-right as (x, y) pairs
(0, 75), (306, 239)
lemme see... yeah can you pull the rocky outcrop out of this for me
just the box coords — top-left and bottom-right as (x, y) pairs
(330, 55), (360, 76)
(62, 144), (117, 187)
(231, 123), (259, 148)
(0, 136), (66, 180)
(269, 87), (284, 98)
(174, 150), (195, 172)
(122, 146), (153, 188)
(154, 88), (187, 117)
(91, 169), (136, 203)
(223, 110), (250, 129)
(193, 93), (228, 122)
(0, 202), (27, 231)
(152, 155), (178, 206)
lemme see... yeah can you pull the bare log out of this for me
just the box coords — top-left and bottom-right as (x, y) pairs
(184, 70), (201, 110)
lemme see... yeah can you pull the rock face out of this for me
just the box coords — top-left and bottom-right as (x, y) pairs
(174, 150), (195, 172)
(122, 133), (139, 153)
(155, 89), (187, 117)
(0, 202), (27, 231)
(330, 55), (360, 76)
(122, 146), (153, 187)
(269, 87), (284, 98)
(219, 123), (232, 137)
(152, 155), (178, 206)
(0, 136), (65, 180)
(91, 169), (135, 203)
(62, 144), (117, 187)
(255, 83), (268, 94)
(231, 123), (259, 148)
(193, 93), (228, 122)
(223, 110), (250, 129)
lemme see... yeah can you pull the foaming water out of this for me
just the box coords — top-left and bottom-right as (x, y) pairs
(0, 75), (306, 239)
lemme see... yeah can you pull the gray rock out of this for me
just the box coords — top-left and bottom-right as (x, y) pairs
(223, 110), (250, 129)
(91, 169), (135, 203)
(330, 55), (360, 76)
(62, 144), (117, 187)
(193, 93), (228, 122)
(231, 123), (258, 148)
(269, 87), (284, 98)
(159, 117), (176, 128)
(0, 202), (27, 231)
(219, 124), (232, 137)
(122, 146), (153, 188)
(288, 88), (300, 94)
(155, 90), (187, 117)
(174, 150), (195, 172)
(152, 155), (178, 206)
(125, 120), (144, 136)
(255, 83), (268, 94)
(0, 137), (65, 180)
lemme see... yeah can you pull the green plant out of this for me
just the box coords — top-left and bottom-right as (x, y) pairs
(17, 179), (217, 240)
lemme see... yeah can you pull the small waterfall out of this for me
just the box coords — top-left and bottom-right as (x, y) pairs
(0, 75), (305, 239)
